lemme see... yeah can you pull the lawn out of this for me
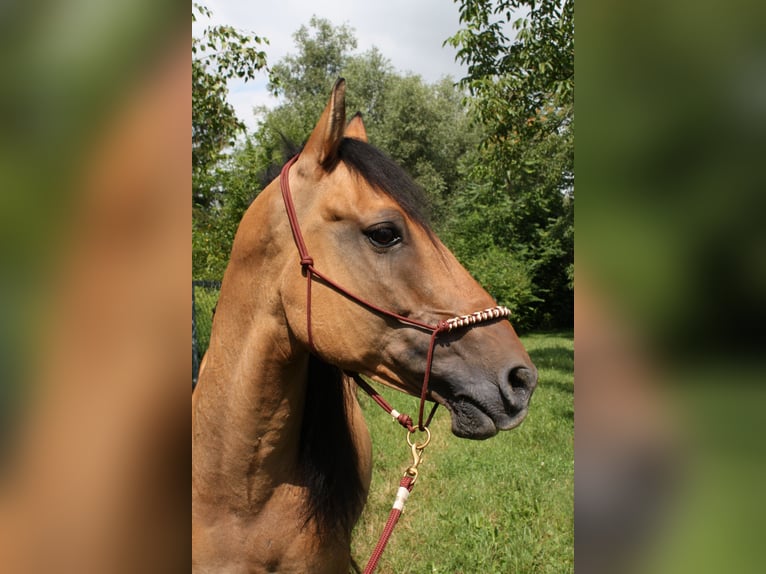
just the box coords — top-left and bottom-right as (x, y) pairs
(352, 331), (574, 573)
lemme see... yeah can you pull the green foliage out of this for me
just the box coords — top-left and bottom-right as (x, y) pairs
(445, 0), (574, 328)
(259, 19), (399, 156)
(192, 10), (573, 330)
(192, 2), (271, 279)
(192, 2), (268, 208)
(439, 179), (540, 329)
(193, 139), (267, 279)
(259, 18), (482, 216)
(269, 16), (358, 102)
(193, 283), (221, 359)
(445, 0), (573, 142)
(372, 75), (482, 225)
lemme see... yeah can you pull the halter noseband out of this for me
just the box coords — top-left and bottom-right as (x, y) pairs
(279, 154), (511, 430)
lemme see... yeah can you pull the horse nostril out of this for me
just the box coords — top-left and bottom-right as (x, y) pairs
(508, 366), (538, 395)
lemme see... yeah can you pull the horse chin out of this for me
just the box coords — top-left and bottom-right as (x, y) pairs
(431, 389), (529, 440)
(447, 401), (499, 440)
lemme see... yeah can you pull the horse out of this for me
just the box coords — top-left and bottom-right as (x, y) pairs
(192, 79), (538, 573)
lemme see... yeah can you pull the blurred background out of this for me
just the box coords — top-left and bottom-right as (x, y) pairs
(0, 1), (188, 572)
(577, 0), (766, 571)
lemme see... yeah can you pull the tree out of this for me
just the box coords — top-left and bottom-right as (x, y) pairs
(193, 140), (266, 279)
(445, 0), (574, 328)
(264, 18), (482, 222)
(192, 2), (270, 279)
(269, 16), (358, 103)
(191, 12), (562, 330)
(194, 17), (483, 283)
(192, 2), (268, 208)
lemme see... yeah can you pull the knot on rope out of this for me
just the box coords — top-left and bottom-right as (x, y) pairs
(300, 256), (314, 268)
(396, 413), (415, 432)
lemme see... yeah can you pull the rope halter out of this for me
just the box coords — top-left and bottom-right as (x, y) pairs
(279, 154), (511, 429)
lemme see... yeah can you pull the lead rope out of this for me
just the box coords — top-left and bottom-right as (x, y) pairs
(279, 155), (512, 572)
(350, 373), (431, 574)
(363, 474), (416, 574)
(362, 427), (430, 574)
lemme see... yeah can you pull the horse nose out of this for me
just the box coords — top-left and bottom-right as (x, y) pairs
(501, 364), (538, 409)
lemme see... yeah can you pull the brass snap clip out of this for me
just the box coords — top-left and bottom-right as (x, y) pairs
(404, 427), (431, 484)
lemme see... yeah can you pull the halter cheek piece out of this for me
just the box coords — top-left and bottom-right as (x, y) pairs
(279, 154), (511, 430)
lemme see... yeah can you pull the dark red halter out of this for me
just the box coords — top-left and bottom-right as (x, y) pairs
(279, 154), (511, 430)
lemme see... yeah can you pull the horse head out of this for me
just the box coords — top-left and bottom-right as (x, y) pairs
(277, 79), (537, 439)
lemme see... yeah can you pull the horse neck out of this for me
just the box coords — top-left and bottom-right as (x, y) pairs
(192, 186), (308, 511)
(193, 183), (369, 543)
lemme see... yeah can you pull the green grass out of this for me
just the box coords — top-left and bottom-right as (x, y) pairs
(352, 331), (573, 573)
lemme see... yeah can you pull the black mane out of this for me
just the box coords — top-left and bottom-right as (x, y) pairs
(299, 355), (365, 539)
(338, 137), (431, 229)
(263, 136), (431, 229)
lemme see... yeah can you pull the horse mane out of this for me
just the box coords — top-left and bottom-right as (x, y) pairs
(299, 354), (365, 539)
(261, 135), (431, 230)
(338, 137), (431, 230)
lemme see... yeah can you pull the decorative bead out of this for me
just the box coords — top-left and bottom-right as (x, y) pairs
(444, 306), (511, 331)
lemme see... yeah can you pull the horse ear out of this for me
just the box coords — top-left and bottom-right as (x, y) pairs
(344, 112), (368, 142)
(303, 78), (346, 169)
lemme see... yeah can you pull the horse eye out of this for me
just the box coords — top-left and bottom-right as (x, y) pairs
(366, 226), (402, 248)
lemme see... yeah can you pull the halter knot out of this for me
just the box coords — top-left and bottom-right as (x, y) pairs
(435, 320), (451, 334)
(300, 256), (314, 267)
(396, 413), (415, 432)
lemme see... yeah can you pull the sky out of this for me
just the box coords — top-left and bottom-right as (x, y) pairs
(194, 0), (472, 131)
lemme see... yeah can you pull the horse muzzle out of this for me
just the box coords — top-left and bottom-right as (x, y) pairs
(430, 363), (538, 440)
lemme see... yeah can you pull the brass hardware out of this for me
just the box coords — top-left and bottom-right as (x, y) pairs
(404, 427), (431, 484)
